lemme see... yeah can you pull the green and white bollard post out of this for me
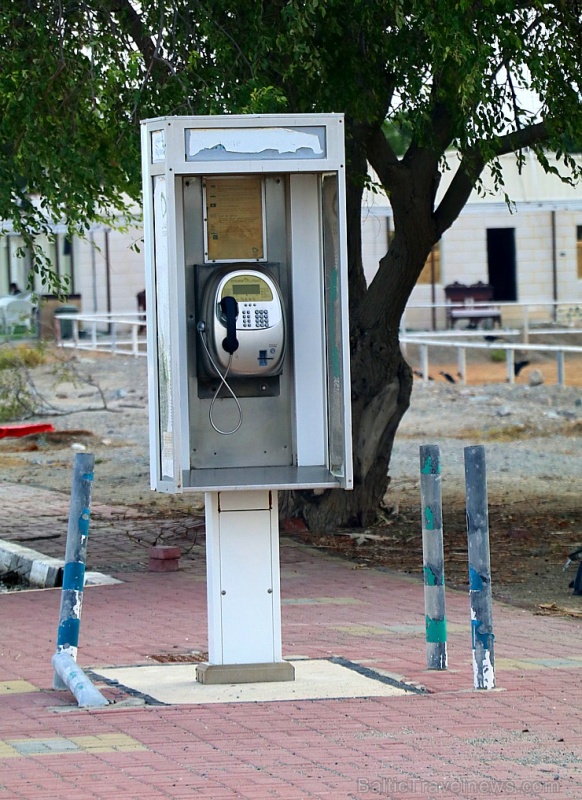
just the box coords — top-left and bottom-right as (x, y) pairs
(420, 444), (447, 670)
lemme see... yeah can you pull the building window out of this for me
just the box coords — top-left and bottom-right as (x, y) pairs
(0, 238), (8, 295)
(0, 235), (36, 293)
(2, 232), (75, 295)
(577, 226), (582, 280)
(36, 233), (74, 293)
(417, 243), (441, 285)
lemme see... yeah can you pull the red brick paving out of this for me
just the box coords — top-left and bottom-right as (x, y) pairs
(1, 479), (581, 798)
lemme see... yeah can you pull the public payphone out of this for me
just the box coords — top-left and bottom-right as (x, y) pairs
(195, 264), (286, 435)
(141, 114), (352, 683)
(142, 115), (352, 492)
(197, 267), (286, 380)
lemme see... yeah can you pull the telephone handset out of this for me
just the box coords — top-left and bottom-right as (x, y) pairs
(220, 296), (239, 356)
(205, 269), (286, 378)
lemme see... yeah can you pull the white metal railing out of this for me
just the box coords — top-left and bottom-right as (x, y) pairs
(401, 334), (582, 387)
(54, 304), (582, 381)
(401, 300), (582, 344)
(55, 311), (147, 357)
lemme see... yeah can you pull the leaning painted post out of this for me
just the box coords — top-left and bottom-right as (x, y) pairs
(464, 445), (495, 690)
(52, 652), (108, 708)
(53, 453), (95, 690)
(420, 445), (447, 670)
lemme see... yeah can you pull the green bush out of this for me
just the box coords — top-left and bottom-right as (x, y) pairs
(490, 349), (505, 363)
(0, 344), (46, 421)
(0, 343), (46, 370)
(0, 369), (39, 421)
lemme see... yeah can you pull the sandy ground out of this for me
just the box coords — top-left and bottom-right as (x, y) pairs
(0, 340), (581, 613)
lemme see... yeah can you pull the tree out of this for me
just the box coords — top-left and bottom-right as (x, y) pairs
(1, 1), (581, 527)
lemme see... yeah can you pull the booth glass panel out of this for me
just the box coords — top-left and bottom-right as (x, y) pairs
(322, 173), (346, 479)
(153, 176), (175, 480)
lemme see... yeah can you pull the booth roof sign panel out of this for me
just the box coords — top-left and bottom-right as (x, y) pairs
(186, 127), (326, 161)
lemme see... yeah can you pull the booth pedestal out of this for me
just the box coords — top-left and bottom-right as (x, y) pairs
(196, 489), (295, 685)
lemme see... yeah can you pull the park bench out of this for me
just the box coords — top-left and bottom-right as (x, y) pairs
(444, 281), (502, 329)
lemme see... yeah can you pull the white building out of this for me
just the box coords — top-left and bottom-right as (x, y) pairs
(73, 221), (145, 317)
(2, 151), (581, 334)
(0, 217), (144, 335)
(362, 151), (582, 329)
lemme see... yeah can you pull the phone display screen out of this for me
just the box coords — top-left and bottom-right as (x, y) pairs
(221, 274), (273, 303)
(233, 283), (260, 296)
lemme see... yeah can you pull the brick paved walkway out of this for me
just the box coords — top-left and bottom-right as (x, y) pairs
(1, 478), (581, 799)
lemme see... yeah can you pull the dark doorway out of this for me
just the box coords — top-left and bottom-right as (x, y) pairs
(487, 228), (517, 301)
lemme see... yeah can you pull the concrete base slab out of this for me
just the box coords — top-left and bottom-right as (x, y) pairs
(196, 661), (295, 685)
(93, 659), (410, 705)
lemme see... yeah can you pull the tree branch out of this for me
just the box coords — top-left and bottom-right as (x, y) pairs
(95, 0), (177, 80)
(434, 121), (549, 236)
(97, 0), (158, 66)
(493, 120), (548, 158)
(365, 124), (401, 192)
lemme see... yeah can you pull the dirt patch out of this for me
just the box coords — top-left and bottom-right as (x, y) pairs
(285, 498), (582, 614)
(0, 343), (581, 614)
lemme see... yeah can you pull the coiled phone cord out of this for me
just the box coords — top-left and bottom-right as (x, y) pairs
(197, 323), (243, 435)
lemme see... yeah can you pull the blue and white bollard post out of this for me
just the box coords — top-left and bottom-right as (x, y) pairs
(53, 453), (95, 690)
(420, 445), (447, 670)
(464, 445), (495, 690)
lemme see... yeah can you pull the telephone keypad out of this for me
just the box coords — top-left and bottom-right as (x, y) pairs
(255, 309), (269, 328)
(240, 303), (269, 329)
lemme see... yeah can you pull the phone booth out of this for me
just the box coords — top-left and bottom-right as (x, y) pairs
(141, 114), (352, 683)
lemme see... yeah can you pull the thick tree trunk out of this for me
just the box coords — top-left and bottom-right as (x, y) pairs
(281, 337), (412, 531)
(281, 130), (438, 532)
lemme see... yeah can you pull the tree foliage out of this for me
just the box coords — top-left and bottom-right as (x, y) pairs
(2, 2), (579, 235)
(1, 1), (580, 522)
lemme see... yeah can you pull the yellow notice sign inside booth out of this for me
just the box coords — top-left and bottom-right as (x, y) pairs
(205, 176), (264, 261)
